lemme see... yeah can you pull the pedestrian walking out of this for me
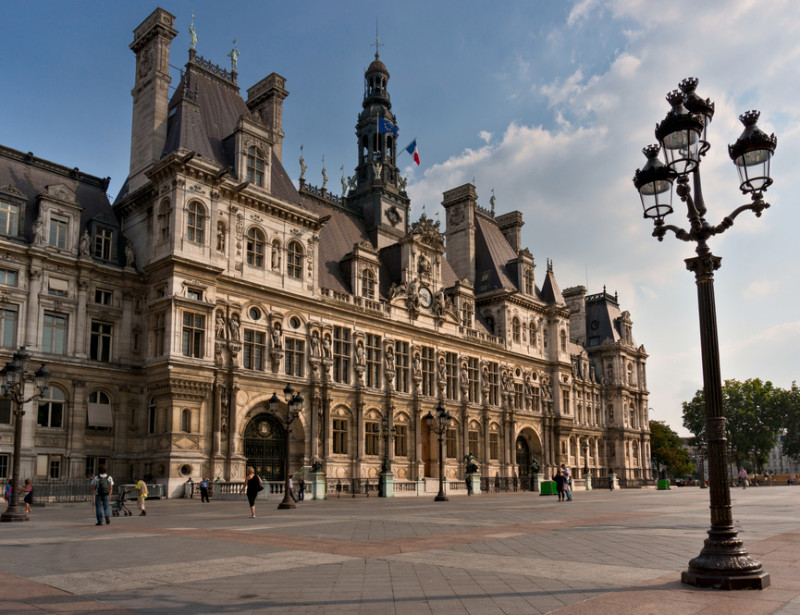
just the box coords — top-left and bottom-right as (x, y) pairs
(288, 475), (297, 502)
(466, 474), (473, 496)
(90, 465), (114, 525)
(22, 478), (33, 513)
(3, 479), (12, 502)
(199, 477), (210, 503)
(240, 466), (263, 518)
(553, 472), (565, 501)
(738, 467), (748, 488)
(134, 477), (148, 516)
(561, 464), (572, 501)
(297, 476), (305, 501)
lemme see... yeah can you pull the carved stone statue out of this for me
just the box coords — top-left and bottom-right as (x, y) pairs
(271, 322), (283, 349)
(384, 345), (395, 372)
(79, 230), (91, 256)
(460, 363), (469, 396)
(228, 39), (239, 72)
(322, 334), (332, 359)
(299, 145), (307, 180)
(437, 358), (447, 395)
(125, 239), (135, 267)
(355, 341), (365, 366)
(309, 330), (321, 357)
(189, 12), (198, 50)
(531, 455), (541, 473)
(464, 452), (480, 474)
(227, 313), (240, 342)
(32, 214), (45, 245)
(216, 312), (226, 340)
(321, 156), (328, 190)
(340, 166), (347, 196)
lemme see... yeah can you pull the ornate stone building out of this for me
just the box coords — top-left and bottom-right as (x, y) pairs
(0, 8), (651, 496)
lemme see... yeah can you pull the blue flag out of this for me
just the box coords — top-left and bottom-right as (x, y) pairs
(377, 117), (398, 135)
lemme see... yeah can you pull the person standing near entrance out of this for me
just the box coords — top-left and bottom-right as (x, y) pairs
(553, 471), (565, 501)
(90, 465), (114, 525)
(561, 464), (572, 501)
(240, 467), (263, 518)
(199, 477), (210, 503)
(297, 475), (305, 501)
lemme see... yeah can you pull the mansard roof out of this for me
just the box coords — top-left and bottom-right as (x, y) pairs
(474, 215), (518, 294)
(584, 290), (624, 347)
(540, 263), (566, 306)
(0, 144), (113, 241)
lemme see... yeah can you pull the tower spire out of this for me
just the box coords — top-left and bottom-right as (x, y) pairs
(372, 20), (382, 60)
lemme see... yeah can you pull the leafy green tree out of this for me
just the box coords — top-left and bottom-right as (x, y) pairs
(777, 382), (800, 462)
(649, 420), (694, 478)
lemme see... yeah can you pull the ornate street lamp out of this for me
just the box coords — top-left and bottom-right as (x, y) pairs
(1, 347), (50, 523)
(633, 78), (776, 590)
(268, 385), (303, 510)
(425, 401), (452, 502)
(379, 415), (397, 497)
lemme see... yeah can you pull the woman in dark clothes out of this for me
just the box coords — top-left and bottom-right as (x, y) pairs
(240, 466), (263, 518)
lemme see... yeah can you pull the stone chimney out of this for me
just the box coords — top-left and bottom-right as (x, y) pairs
(442, 184), (478, 285)
(247, 73), (289, 162)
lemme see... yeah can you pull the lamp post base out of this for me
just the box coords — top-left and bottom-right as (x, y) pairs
(277, 496), (296, 510)
(681, 529), (770, 590)
(1, 503), (29, 523)
(434, 493), (449, 502)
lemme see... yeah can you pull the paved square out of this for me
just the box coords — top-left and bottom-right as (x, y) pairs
(1, 486), (799, 614)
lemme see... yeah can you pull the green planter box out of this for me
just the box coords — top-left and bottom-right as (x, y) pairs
(540, 481), (557, 496)
(657, 478), (671, 490)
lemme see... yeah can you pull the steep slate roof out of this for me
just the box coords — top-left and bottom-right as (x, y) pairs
(0, 145), (113, 243)
(585, 292), (623, 347)
(474, 215), (518, 294)
(540, 265), (566, 306)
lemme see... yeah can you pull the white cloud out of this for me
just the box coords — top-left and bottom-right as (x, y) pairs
(478, 130), (493, 143)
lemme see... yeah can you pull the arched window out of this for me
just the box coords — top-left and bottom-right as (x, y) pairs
(158, 200), (170, 242)
(186, 201), (205, 244)
(529, 321), (537, 346)
(461, 301), (473, 328)
(485, 315), (495, 335)
(87, 390), (113, 430)
(361, 268), (376, 299)
(37, 386), (65, 428)
(512, 317), (521, 343)
(332, 417), (348, 454)
(181, 409), (191, 433)
(287, 241), (303, 279)
(560, 329), (567, 352)
(246, 146), (266, 187)
(246, 227), (265, 267)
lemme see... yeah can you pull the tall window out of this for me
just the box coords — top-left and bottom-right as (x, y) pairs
(512, 317), (521, 343)
(562, 389), (570, 414)
(243, 329), (266, 370)
(446, 429), (457, 458)
(333, 326), (350, 383)
(365, 334), (381, 388)
(0, 306), (17, 349)
(182, 312), (205, 358)
(395, 341), (409, 393)
(152, 312), (165, 357)
(285, 337), (304, 377)
(158, 200), (170, 241)
(148, 397), (157, 434)
(365, 421), (380, 455)
(49, 215), (69, 249)
(42, 313), (68, 355)
(445, 352), (458, 400)
(489, 432), (499, 460)
(485, 315), (495, 335)
(90, 321), (112, 362)
(0, 398), (11, 424)
(524, 268), (534, 295)
(94, 289), (112, 305)
(287, 241), (304, 278)
(460, 300), (473, 328)
(246, 228), (265, 267)
(332, 419), (348, 454)
(468, 430), (479, 456)
(360, 268), (376, 299)
(487, 362), (499, 406)
(514, 382), (524, 410)
(246, 146), (265, 186)
(0, 454), (9, 479)
(394, 424), (407, 457)
(187, 201), (205, 244)
(93, 227), (113, 260)
(420, 346), (434, 396)
(529, 321), (537, 347)
(87, 390), (113, 430)
(467, 357), (479, 403)
(38, 386), (65, 428)
(0, 201), (19, 236)
(531, 385), (540, 412)
(181, 409), (191, 432)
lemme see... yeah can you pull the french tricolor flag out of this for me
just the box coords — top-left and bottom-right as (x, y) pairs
(404, 138), (420, 165)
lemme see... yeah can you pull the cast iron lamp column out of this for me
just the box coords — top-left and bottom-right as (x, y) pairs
(425, 401), (452, 502)
(633, 77), (776, 590)
(268, 384), (303, 510)
(1, 347), (50, 523)
(379, 415), (396, 497)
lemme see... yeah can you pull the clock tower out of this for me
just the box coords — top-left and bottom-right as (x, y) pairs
(347, 47), (411, 249)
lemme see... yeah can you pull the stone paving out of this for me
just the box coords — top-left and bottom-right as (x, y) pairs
(1, 486), (799, 614)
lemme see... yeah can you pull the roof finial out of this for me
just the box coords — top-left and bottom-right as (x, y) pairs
(321, 155), (328, 191)
(299, 145), (306, 181)
(490, 188), (496, 215)
(372, 20), (382, 60)
(189, 12), (198, 51)
(228, 38), (239, 73)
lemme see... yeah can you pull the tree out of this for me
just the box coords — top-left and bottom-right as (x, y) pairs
(649, 420), (694, 478)
(681, 378), (783, 473)
(777, 382), (800, 462)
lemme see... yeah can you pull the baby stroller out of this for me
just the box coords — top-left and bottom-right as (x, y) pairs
(111, 489), (133, 517)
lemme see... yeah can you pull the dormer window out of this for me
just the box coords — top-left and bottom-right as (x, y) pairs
(524, 268), (534, 295)
(0, 200), (19, 237)
(186, 201), (205, 244)
(93, 227), (113, 260)
(49, 215), (69, 249)
(246, 146), (265, 187)
(360, 268), (376, 299)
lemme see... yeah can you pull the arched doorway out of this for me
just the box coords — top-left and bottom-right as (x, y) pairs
(516, 436), (531, 488)
(244, 413), (286, 480)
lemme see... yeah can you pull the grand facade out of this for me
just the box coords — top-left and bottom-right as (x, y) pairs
(0, 8), (651, 496)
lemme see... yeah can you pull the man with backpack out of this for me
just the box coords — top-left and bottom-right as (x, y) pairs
(90, 465), (114, 525)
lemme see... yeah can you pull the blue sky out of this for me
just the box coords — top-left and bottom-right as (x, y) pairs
(3, 1), (799, 436)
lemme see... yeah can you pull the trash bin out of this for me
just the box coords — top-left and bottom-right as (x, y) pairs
(540, 480), (557, 496)
(657, 478), (670, 490)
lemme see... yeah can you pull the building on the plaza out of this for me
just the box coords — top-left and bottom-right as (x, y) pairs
(765, 435), (800, 476)
(0, 7), (651, 496)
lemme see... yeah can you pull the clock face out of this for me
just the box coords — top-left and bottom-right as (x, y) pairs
(419, 286), (433, 308)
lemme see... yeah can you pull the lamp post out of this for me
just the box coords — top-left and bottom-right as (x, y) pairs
(379, 415), (396, 497)
(1, 347), (50, 523)
(425, 401), (452, 502)
(633, 77), (775, 590)
(268, 384), (303, 510)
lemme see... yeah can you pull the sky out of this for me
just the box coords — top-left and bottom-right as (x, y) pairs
(2, 0), (799, 436)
